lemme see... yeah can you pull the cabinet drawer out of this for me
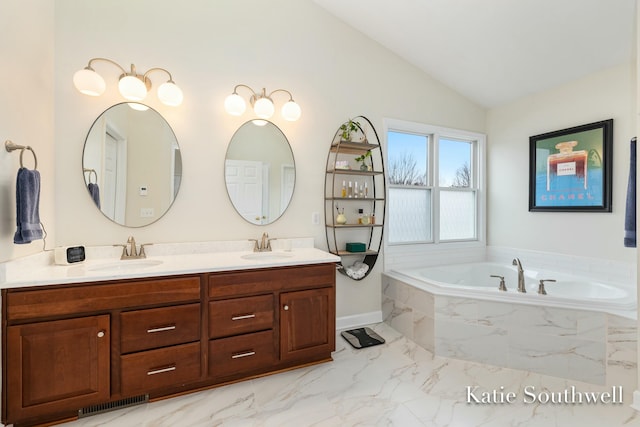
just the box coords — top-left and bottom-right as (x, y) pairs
(209, 263), (335, 299)
(209, 330), (275, 378)
(6, 276), (201, 322)
(120, 342), (200, 396)
(121, 303), (200, 354)
(209, 295), (273, 339)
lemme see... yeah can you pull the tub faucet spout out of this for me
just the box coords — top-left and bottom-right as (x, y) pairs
(512, 258), (526, 293)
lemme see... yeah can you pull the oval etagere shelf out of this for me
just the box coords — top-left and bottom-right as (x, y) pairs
(324, 116), (386, 280)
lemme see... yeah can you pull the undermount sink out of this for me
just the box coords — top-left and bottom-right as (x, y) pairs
(241, 252), (294, 260)
(88, 259), (164, 272)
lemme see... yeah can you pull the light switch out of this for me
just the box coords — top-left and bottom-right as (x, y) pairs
(311, 212), (320, 225)
(140, 208), (154, 218)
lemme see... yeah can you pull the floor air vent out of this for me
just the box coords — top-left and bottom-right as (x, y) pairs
(78, 394), (149, 418)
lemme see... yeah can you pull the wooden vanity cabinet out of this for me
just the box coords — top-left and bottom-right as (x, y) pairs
(5, 315), (110, 424)
(2, 275), (202, 427)
(207, 263), (336, 380)
(2, 263), (336, 427)
(280, 287), (335, 362)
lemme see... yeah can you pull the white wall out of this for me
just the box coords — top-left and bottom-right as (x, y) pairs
(0, 0), (55, 262)
(487, 63), (637, 263)
(47, 0), (486, 319)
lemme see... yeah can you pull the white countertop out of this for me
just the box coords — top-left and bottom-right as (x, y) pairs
(0, 238), (340, 290)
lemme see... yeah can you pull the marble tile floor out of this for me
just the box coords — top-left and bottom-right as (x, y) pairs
(64, 323), (640, 427)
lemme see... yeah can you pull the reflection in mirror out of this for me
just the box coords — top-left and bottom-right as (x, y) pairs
(82, 102), (181, 227)
(225, 120), (295, 225)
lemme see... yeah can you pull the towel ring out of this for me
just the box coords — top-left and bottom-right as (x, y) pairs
(84, 168), (98, 184)
(5, 140), (38, 170)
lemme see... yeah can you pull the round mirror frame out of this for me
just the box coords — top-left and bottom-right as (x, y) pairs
(81, 102), (182, 227)
(224, 120), (295, 225)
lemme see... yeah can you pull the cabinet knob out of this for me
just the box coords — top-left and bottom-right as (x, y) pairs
(97, 330), (105, 338)
(283, 305), (289, 311)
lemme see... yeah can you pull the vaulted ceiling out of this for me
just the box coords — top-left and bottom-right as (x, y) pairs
(314, 0), (636, 108)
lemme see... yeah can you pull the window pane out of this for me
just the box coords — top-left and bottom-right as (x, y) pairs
(388, 188), (431, 243)
(439, 138), (472, 187)
(387, 131), (428, 186)
(440, 190), (476, 240)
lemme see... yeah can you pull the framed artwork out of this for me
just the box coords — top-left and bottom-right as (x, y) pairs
(529, 119), (613, 212)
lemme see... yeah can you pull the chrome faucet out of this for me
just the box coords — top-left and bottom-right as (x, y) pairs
(250, 232), (275, 252)
(115, 236), (152, 259)
(512, 258), (526, 293)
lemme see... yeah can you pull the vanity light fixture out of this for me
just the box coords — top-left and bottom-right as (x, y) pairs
(73, 58), (184, 107)
(224, 84), (301, 121)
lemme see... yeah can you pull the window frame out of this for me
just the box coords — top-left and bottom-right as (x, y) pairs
(384, 118), (486, 248)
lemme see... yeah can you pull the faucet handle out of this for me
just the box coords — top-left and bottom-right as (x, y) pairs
(266, 237), (277, 251)
(490, 275), (507, 291)
(139, 243), (153, 258)
(249, 239), (259, 252)
(114, 244), (128, 259)
(537, 279), (556, 295)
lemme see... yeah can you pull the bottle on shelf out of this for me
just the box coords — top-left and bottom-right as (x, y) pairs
(348, 181), (353, 198)
(357, 208), (364, 224)
(364, 182), (368, 198)
(362, 211), (370, 225)
(341, 181), (347, 198)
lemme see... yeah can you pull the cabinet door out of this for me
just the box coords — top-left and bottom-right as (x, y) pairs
(280, 288), (335, 362)
(6, 315), (110, 424)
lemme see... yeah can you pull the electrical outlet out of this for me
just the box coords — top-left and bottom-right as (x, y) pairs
(311, 211), (320, 225)
(140, 208), (154, 218)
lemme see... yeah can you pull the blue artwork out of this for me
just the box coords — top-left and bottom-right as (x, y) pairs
(530, 120), (611, 212)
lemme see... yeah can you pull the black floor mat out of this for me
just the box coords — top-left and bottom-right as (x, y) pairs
(341, 327), (385, 349)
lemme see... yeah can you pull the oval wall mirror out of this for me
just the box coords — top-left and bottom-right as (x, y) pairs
(225, 120), (295, 225)
(82, 102), (182, 227)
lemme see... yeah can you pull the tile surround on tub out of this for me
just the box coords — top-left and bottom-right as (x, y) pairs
(382, 275), (637, 385)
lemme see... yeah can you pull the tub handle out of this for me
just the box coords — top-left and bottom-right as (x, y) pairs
(537, 279), (556, 295)
(490, 275), (507, 292)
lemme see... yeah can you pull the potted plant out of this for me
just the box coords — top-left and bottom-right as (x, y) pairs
(339, 119), (361, 142)
(355, 150), (372, 171)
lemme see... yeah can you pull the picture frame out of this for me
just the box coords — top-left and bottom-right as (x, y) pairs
(529, 119), (613, 212)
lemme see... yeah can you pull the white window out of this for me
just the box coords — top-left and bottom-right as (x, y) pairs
(385, 118), (485, 246)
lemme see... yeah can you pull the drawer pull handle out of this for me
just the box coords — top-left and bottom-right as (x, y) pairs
(283, 305), (289, 311)
(231, 314), (256, 321)
(97, 330), (106, 338)
(147, 366), (176, 376)
(146, 325), (177, 333)
(231, 351), (256, 359)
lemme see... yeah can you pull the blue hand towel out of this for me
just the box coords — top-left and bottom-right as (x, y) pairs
(88, 182), (101, 208)
(624, 137), (636, 248)
(14, 167), (43, 244)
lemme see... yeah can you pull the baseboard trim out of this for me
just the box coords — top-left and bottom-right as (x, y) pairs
(631, 390), (640, 411)
(336, 311), (383, 331)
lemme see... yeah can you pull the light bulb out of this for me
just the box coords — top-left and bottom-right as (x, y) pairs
(253, 97), (274, 119)
(252, 119), (268, 126)
(73, 68), (106, 96)
(118, 75), (147, 101)
(281, 100), (301, 121)
(224, 93), (246, 116)
(128, 102), (149, 111)
(157, 81), (183, 106)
